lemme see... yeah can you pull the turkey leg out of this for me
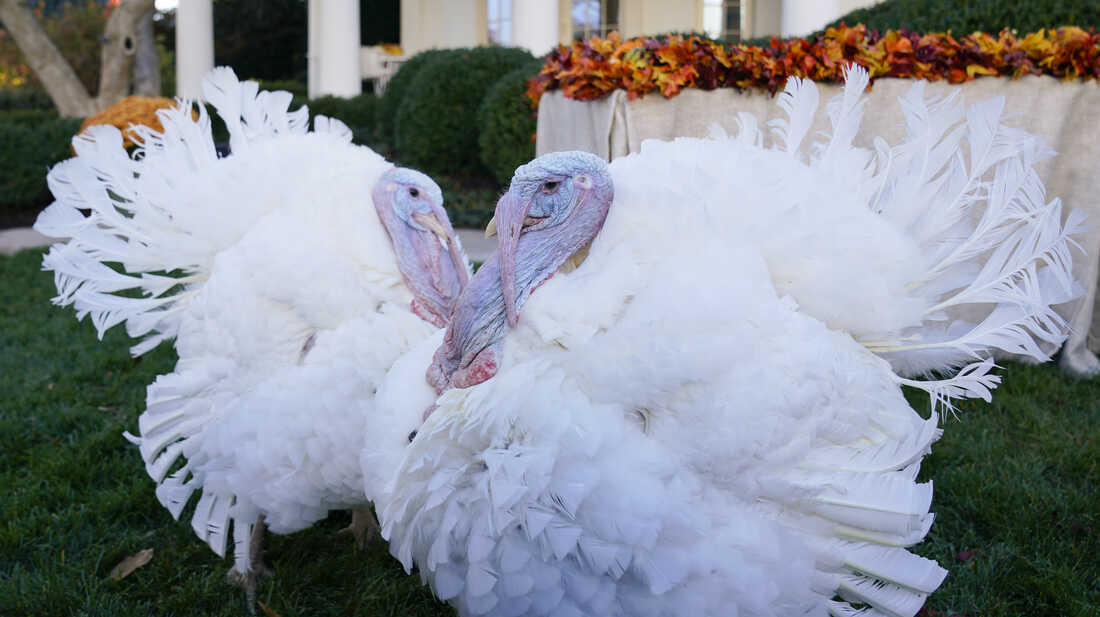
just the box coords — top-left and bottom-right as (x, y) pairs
(337, 507), (380, 549)
(227, 514), (271, 615)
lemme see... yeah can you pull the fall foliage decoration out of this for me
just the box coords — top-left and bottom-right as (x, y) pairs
(77, 96), (191, 149)
(526, 24), (1100, 107)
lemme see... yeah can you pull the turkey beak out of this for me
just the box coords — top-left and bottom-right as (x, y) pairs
(412, 211), (449, 242)
(494, 190), (533, 328)
(416, 203), (470, 292)
(485, 216), (497, 238)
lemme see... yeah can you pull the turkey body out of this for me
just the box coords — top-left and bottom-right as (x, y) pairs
(36, 68), (469, 575)
(380, 68), (1080, 617)
(145, 134), (438, 548)
(385, 151), (944, 617)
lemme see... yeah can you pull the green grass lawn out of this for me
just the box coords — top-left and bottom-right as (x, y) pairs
(1, 247), (1097, 617)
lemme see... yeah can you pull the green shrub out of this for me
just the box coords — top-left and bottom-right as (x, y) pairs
(648, 31), (727, 44)
(258, 79), (308, 99)
(0, 114), (83, 226)
(441, 179), (498, 229)
(0, 2), (106, 96)
(0, 108), (66, 126)
(0, 89), (55, 111)
(375, 48), (451, 145)
(307, 92), (379, 147)
(396, 46), (535, 176)
(478, 61), (543, 186)
(827, 0), (1100, 35)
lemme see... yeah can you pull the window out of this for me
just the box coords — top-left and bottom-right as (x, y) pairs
(572, 0), (619, 41)
(703, 0), (741, 42)
(488, 0), (512, 45)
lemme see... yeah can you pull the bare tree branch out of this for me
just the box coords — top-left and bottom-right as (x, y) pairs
(97, 0), (156, 108)
(0, 0), (95, 117)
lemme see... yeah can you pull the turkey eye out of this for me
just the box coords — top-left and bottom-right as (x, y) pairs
(541, 181), (560, 194)
(409, 187), (420, 198)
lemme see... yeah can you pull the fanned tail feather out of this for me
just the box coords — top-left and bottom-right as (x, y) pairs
(35, 67), (325, 356)
(768, 413), (947, 617)
(770, 75), (819, 157)
(131, 366), (259, 573)
(801, 65), (1082, 414)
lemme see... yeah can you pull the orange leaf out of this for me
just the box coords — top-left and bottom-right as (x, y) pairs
(258, 601), (284, 617)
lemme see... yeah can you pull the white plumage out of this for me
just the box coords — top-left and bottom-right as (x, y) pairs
(379, 66), (1081, 617)
(36, 68), (469, 580)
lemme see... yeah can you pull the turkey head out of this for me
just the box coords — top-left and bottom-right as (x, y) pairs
(426, 151), (613, 395)
(372, 167), (469, 328)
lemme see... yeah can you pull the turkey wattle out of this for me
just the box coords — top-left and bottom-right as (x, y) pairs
(35, 68), (470, 600)
(381, 66), (1082, 617)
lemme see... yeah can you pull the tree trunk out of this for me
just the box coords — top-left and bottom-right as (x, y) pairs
(96, 0), (157, 109)
(132, 9), (161, 97)
(0, 0), (95, 117)
(0, 0), (156, 117)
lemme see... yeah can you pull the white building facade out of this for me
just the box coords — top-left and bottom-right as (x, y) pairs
(175, 0), (880, 100)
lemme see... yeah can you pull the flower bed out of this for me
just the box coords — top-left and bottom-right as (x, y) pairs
(526, 25), (1100, 106)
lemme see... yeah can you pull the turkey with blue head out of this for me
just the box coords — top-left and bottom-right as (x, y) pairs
(379, 65), (1082, 617)
(35, 67), (470, 611)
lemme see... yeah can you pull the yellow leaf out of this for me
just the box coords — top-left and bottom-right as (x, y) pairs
(965, 63), (998, 78)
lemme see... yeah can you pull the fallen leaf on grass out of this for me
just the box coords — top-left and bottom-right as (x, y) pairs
(955, 548), (976, 563)
(258, 601), (283, 617)
(107, 548), (153, 581)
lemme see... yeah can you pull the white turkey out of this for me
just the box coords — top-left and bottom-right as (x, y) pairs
(34, 68), (470, 606)
(379, 65), (1082, 617)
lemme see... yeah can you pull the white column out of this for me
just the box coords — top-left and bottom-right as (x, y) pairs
(308, 0), (321, 97)
(309, 0), (362, 99)
(513, 0), (559, 56)
(176, 0), (214, 99)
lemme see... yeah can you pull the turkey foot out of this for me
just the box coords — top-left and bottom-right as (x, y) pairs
(336, 507), (379, 549)
(226, 514), (271, 615)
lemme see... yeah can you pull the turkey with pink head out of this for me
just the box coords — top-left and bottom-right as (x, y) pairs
(379, 66), (1082, 617)
(35, 68), (469, 609)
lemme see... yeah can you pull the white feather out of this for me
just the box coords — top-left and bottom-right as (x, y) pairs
(770, 75), (819, 156)
(379, 67), (1079, 617)
(38, 67), (466, 578)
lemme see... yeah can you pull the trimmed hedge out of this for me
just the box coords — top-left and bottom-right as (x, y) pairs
(0, 109), (70, 126)
(478, 61), (543, 186)
(828, 0), (1100, 35)
(396, 46), (535, 176)
(0, 89), (55, 111)
(307, 92), (379, 147)
(375, 49), (451, 145)
(258, 79), (308, 100)
(0, 114), (82, 227)
(440, 179), (499, 230)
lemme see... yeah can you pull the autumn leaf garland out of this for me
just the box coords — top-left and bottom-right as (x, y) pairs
(525, 24), (1100, 107)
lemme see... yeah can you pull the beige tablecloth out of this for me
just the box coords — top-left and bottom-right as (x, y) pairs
(536, 76), (1100, 375)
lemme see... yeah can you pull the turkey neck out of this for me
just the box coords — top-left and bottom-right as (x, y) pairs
(427, 197), (609, 394)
